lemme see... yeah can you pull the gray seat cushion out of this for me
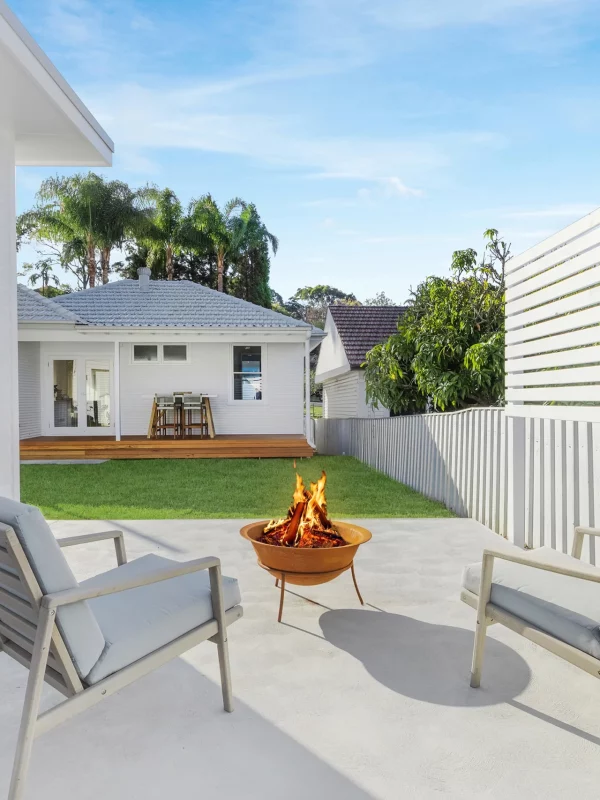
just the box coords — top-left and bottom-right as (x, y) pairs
(463, 546), (600, 659)
(83, 554), (241, 684)
(0, 497), (105, 679)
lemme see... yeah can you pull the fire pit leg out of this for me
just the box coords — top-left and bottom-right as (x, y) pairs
(275, 578), (279, 588)
(350, 562), (365, 606)
(277, 574), (286, 622)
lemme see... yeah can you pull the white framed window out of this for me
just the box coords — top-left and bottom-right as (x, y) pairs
(233, 345), (263, 400)
(132, 344), (189, 364)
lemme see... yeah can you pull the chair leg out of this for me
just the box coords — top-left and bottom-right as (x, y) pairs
(9, 606), (55, 800)
(209, 565), (234, 713)
(470, 553), (494, 689)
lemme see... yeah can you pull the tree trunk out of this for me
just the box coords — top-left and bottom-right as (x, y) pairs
(87, 236), (97, 288)
(100, 247), (111, 284)
(217, 252), (224, 292)
(166, 244), (173, 280)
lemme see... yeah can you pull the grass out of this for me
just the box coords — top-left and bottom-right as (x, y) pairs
(20, 456), (453, 520)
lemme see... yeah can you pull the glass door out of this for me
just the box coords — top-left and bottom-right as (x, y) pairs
(53, 360), (79, 429)
(85, 361), (112, 432)
(49, 358), (113, 435)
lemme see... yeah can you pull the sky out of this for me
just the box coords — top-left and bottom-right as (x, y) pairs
(11, 0), (600, 303)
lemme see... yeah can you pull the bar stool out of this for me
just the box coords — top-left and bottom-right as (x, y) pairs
(155, 395), (177, 437)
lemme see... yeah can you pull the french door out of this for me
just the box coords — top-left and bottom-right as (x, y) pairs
(49, 358), (114, 435)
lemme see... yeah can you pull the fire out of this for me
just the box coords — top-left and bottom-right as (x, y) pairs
(261, 470), (345, 548)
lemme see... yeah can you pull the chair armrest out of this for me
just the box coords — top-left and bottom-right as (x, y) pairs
(482, 548), (600, 584)
(42, 556), (221, 609)
(572, 527), (600, 560)
(58, 530), (127, 566)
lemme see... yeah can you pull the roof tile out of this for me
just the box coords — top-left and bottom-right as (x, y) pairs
(329, 304), (407, 367)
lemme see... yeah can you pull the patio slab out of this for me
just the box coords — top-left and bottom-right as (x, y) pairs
(1, 518), (599, 799)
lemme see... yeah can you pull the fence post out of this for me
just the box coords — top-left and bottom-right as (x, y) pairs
(507, 416), (526, 547)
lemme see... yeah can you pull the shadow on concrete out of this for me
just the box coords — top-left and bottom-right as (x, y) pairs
(3, 657), (373, 800)
(319, 609), (530, 706)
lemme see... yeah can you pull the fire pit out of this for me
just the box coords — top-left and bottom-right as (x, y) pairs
(240, 471), (372, 621)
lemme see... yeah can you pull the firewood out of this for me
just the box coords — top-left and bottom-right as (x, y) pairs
(282, 501), (305, 545)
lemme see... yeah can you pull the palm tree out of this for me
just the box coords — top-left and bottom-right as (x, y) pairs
(140, 188), (186, 281)
(229, 204), (278, 307)
(96, 180), (151, 284)
(188, 194), (247, 292)
(35, 173), (107, 287)
(18, 258), (59, 296)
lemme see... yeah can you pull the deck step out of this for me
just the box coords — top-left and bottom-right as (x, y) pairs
(20, 435), (315, 461)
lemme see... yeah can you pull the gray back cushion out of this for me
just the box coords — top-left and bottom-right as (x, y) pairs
(0, 497), (105, 679)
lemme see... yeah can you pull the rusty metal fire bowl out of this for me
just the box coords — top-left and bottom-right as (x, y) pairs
(240, 520), (372, 621)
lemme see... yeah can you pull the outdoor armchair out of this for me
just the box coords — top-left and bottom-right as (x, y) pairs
(461, 527), (600, 688)
(0, 496), (243, 800)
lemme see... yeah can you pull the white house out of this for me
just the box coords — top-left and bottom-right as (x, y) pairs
(0, 0), (113, 498)
(315, 304), (406, 419)
(17, 271), (324, 456)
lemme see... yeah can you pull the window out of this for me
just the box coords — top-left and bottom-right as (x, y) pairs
(133, 344), (158, 362)
(163, 344), (188, 362)
(233, 345), (262, 400)
(133, 344), (188, 363)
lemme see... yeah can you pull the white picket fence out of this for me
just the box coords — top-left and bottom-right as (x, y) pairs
(315, 409), (600, 563)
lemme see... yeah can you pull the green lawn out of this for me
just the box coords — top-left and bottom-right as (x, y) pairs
(20, 456), (453, 520)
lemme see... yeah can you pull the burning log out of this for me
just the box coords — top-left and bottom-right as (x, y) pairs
(281, 501), (306, 545)
(260, 470), (345, 549)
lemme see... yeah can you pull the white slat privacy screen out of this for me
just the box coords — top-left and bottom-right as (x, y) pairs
(506, 208), (600, 422)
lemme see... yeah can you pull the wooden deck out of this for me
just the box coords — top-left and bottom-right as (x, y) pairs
(20, 435), (315, 461)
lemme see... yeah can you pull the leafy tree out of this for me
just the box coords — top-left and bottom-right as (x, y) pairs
(364, 230), (509, 413)
(18, 258), (59, 297)
(188, 194), (247, 292)
(141, 188), (200, 281)
(18, 173), (147, 287)
(229, 204), (278, 308)
(363, 333), (425, 414)
(290, 285), (359, 328)
(363, 291), (396, 306)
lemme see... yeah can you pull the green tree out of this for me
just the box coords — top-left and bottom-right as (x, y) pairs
(142, 188), (195, 281)
(290, 285), (359, 328)
(363, 333), (425, 414)
(18, 173), (148, 287)
(363, 291), (396, 306)
(363, 230), (509, 413)
(188, 194), (246, 292)
(18, 258), (59, 297)
(229, 204), (278, 307)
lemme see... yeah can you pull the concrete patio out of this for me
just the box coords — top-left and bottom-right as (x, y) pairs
(1, 518), (599, 799)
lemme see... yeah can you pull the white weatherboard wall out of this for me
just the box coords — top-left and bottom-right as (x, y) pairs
(18, 341), (41, 439)
(119, 341), (305, 435)
(323, 372), (389, 419)
(315, 409), (600, 564)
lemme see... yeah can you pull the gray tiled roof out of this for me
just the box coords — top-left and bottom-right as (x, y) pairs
(17, 284), (87, 324)
(31, 280), (311, 329)
(329, 304), (408, 367)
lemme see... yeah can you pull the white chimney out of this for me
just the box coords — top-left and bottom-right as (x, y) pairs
(138, 267), (150, 292)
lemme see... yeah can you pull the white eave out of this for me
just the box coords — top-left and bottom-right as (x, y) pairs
(0, 1), (113, 165)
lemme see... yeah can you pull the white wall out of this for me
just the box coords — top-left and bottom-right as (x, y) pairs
(323, 370), (389, 419)
(18, 341), (41, 439)
(315, 309), (350, 383)
(119, 340), (305, 436)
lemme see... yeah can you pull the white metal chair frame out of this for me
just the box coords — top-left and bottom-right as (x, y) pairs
(0, 525), (242, 800)
(462, 526), (600, 688)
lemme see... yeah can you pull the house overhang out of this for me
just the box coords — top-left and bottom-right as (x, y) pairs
(0, 1), (113, 165)
(18, 324), (314, 344)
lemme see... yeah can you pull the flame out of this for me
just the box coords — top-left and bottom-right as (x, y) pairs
(262, 470), (343, 548)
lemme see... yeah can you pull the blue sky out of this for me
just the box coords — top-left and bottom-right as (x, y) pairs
(12, 0), (600, 303)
